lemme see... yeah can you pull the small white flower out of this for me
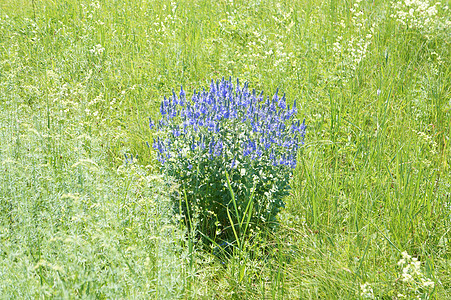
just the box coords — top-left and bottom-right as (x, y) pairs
(422, 279), (435, 287)
(89, 44), (105, 56)
(360, 282), (375, 299)
(412, 260), (421, 273)
(401, 251), (411, 260)
(402, 272), (413, 282)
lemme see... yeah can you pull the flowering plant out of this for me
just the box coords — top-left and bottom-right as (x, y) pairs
(390, 0), (450, 37)
(395, 251), (435, 298)
(149, 78), (305, 244)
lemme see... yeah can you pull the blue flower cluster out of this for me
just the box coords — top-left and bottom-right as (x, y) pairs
(148, 78), (306, 244)
(149, 77), (306, 170)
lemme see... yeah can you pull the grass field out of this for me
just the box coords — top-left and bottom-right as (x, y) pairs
(0, 0), (450, 298)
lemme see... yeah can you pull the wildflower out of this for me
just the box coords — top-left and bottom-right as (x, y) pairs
(396, 251), (436, 296)
(390, 0), (445, 35)
(360, 282), (375, 299)
(401, 272), (413, 282)
(422, 279), (435, 288)
(401, 251), (411, 260)
(147, 78), (305, 243)
(89, 44), (105, 55)
(150, 78), (305, 168)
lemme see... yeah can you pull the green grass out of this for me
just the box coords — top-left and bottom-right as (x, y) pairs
(0, 0), (450, 298)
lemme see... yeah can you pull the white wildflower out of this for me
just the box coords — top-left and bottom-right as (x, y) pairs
(401, 251), (411, 260)
(89, 44), (105, 55)
(422, 279), (435, 287)
(402, 272), (413, 282)
(360, 282), (375, 299)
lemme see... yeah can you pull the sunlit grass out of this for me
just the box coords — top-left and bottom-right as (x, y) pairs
(0, 0), (450, 298)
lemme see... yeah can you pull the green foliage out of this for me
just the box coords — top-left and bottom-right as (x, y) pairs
(0, 0), (450, 298)
(150, 80), (304, 245)
(0, 101), (190, 298)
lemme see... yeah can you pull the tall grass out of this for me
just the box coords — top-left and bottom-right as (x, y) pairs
(0, 0), (449, 298)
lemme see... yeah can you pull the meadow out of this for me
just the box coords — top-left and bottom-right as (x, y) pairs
(0, 0), (450, 298)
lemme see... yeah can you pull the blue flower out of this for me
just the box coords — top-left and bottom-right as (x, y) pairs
(214, 139), (224, 157)
(148, 78), (306, 243)
(179, 86), (186, 106)
(230, 155), (237, 169)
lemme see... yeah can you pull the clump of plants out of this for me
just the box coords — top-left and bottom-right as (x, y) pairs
(149, 78), (305, 245)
